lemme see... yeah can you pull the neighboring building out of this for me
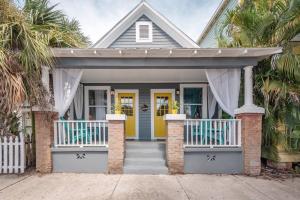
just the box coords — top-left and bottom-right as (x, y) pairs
(36, 1), (280, 175)
(198, 0), (300, 49)
(198, 0), (238, 48)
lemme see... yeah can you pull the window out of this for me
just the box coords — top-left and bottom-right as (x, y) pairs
(180, 84), (207, 119)
(136, 21), (152, 42)
(84, 86), (111, 120)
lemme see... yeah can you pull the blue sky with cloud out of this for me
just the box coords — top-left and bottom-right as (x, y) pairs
(46, 0), (222, 44)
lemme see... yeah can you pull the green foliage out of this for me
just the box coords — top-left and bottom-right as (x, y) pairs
(0, 0), (89, 135)
(217, 0), (300, 159)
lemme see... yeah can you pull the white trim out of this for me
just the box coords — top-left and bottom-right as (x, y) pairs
(136, 21), (153, 43)
(180, 84), (208, 119)
(115, 89), (139, 140)
(150, 89), (175, 140)
(84, 86), (111, 120)
(93, 2), (199, 48)
(164, 114), (186, 121)
(106, 114), (127, 121)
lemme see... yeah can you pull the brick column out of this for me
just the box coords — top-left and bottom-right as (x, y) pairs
(235, 113), (263, 175)
(34, 111), (58, 173)
(106, 114), (126, 174)
(164, 114), (186, 174)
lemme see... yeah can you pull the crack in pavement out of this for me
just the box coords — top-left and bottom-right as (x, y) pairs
(0, 174), (32, 192)
(176, 176), (191, 200)
(108, 175), (122, 200)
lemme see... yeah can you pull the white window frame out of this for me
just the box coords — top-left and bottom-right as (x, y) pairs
(136, 21), (153, 43)
(180, 84), (208, 119)
(84, 86), (111, 120)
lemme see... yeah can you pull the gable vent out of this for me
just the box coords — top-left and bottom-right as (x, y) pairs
(136, 21), (153, 43)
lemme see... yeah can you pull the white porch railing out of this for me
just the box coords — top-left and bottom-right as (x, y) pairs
(184, 119), (241, 148)
(54, 120), (108, 147)
(0, 133), (25, 174)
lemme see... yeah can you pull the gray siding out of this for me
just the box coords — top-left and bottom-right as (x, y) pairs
(109, 15), (182, 48)
(199, 0), (238, 48)
(184, 148), (243, 174)
(52, 147), (108, 173)
(85, 83), (181, 140)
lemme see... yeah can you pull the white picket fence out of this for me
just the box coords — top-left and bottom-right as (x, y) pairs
(0, 133), (25, 174)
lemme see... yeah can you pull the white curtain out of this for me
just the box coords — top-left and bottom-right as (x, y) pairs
(53, 69), (83, 117)
(207, 87), (217, 118)
(74, 84), (83, 119)
(205, 69), (241, 117)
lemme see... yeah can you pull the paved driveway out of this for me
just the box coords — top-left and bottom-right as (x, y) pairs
(0, 173), (299, 200)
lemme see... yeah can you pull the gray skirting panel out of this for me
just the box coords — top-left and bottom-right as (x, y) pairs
(52, 147), (108, 173)
(184, 148), (243, 174)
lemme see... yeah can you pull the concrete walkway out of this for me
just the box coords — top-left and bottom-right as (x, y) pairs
(0, 173), (299, 200)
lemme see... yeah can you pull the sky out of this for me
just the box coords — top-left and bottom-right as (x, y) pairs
(45, 0), (222, 44)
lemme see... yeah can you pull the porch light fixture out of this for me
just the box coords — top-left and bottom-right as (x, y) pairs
(176, 88), (180, 95)
(110, 89), (115, 96)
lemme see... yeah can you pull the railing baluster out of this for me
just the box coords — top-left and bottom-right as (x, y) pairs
(205, 120), (208, 146)
(229, 120), (232, 145)
(214, 120), (217, 145)
(238, 119), (242, 147)
(210, 120), (212, 147)
(200, 120), (203, 145)
(219, 120), (221, 146)
(196, 121), (198, 146)
(233, 119), (236, 146)
(223, 120), (227, 146)
(71, 122), (74, 145)
(85, 122), (88, 145)
(191, 121), (194, 146)
(54, 122), (57, 147)
(89, 122), (92, 145)
(76, 122), (79, 146)
(186, 120), (189, 146)
(104, 122), (106, 146)
(67, 122), (70, 145)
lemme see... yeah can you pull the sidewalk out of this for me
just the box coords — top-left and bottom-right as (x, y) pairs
(0, 173), (299, 200)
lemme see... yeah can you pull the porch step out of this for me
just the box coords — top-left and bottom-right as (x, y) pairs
(124, 141), (168, 174)
(125, 157), (166, 166)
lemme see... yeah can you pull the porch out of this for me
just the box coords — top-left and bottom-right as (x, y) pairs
(35, 48), (280, 175)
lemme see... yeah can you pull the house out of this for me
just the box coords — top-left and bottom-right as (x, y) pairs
(198, 0), (300, 49)
(34, 1), (281, 175)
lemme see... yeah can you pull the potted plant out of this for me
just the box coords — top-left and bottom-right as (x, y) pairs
(113, 103), (122, 114)
(171, 100), (180, 114)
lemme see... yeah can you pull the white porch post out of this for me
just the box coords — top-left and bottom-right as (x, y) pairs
(244, 66), (253, 106)
(235, 65), (265, 176)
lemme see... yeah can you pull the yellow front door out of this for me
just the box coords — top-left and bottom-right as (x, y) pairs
(154, 93), (172, 138)
(117, 93), (136, 138)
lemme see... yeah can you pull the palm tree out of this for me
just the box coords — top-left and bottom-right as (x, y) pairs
(0, 0), (89, 135)
(217, 0), (300, 160)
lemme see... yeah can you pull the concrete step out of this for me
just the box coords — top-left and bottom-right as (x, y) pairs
(126, 142), (165, 149)
(125, 149), (165, 159)
(124, 165), (168, 174)
(124, 157), (166, 166)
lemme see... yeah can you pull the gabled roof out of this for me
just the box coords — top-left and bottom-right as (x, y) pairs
(93, 1), (199, 48)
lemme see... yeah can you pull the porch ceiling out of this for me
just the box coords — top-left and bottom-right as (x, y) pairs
(52, 47), (282, 69)
(81, 69), (207, 83)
